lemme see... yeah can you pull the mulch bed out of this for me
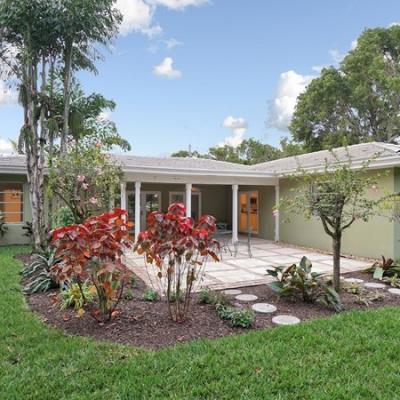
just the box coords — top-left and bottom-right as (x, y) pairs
(19, 254), (400, 350)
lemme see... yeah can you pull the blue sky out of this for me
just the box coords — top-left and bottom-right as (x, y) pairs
(0, 0), (399, 155)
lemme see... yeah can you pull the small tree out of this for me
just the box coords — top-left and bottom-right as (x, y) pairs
(279, 155), (381, 292)
(48, 140), (122, 224)
(134, 203), (220, 323)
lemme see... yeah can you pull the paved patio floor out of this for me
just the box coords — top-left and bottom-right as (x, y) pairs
(124, 237), (373, 291)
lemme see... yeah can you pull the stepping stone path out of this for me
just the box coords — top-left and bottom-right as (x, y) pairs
(224, 289), (242, 296)
(235, 294), (258, 302)
(388, 288), (400, 296)
(251, 303), (277, 314)
(272, 315), (300, 326)
(343, 278), (364, 284)
(364, 282), (386, 289)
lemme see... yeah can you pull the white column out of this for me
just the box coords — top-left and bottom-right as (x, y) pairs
(274, 183), (280, 242)
(232, 184), (238, 243)
(185, 183), (192, 218)
(135, 181), (141, 240)
(120, 182), (127, 211)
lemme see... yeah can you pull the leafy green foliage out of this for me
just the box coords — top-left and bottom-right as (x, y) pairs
(383, 274), (400, 288)
(267, 257), (342, 311)
(22, 248), (60, 294)
(291, 26), (400, 151)
(123, 288), (134, 301)
(215, 304), (255, 328)
(0, 212), (8, 237)
(198, 289), (213, 304)
(129, 274), (137, 288)
(365, 256), (400, 280)
(48, 142), (123, 223)
(54, 206), (76, 227)
(172, 138), (282, 165)
(143, 289), (158, 302)
(60, 281), (96, 311)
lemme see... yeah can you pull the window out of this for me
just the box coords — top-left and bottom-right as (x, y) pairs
(0, 183), (24, 223)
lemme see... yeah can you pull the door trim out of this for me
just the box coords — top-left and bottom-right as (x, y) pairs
(140, 191), (162, 227)
(238, 190), (259, 234)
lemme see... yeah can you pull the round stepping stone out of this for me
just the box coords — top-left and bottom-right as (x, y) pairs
(235, 294), (258, 302)
(343, 277), (364, 284)
(364, 282), (386, 289)
(224, 289), (242, 296)
(388, 288), (400, 296)
(272, 315), (300, 326)
(251, 303), (277, 314)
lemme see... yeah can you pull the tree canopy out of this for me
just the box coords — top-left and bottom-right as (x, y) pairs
(290, 25), (400, 152)
(172, 138), (282, 165)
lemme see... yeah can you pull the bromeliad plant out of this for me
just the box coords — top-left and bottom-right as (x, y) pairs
(267, 257), (342, 311)
(364, 256), (400, 280)
(134, 203), (220, 323)
(51, 208), (132, 321)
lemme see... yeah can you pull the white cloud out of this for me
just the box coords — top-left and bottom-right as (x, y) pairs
(0, 138), (14, 155)
(149, 0), (209, 11)
(389, 22), (400, 27)
(219, 116), (248, 147)
(329, 49), (345, 64)
(116, 0), (208, 36)
(153, 57), (182, 79)
(164, 38), (184, 49)
(116, 0), (161, 36)
(268, 70), (314, 131)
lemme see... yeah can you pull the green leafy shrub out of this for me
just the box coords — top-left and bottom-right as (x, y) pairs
(130, 274), (137, 288)
(54, 206), (76, 227)
(215, 304), (254, 328)
(123, 288), (134, 301)
(143, 288), (158, 302)
(22, 248), (60, 294)
(229, 308), (255, 328)
(22, 221), (33, 240)
(60, 281), (96, 310)
(383, 273), (400, 288)
(355, 290), (384, 307)
(0, 211), (8, 236)
(364, 256), (400, 279)
(267, 256), (342, 311)
(198, 289), (212, 304)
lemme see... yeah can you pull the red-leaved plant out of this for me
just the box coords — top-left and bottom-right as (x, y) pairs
(51, 208), (132, 321)
(134, 203), (220, 323)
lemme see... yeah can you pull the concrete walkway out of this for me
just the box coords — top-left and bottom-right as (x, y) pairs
(124, 238), (372, 291)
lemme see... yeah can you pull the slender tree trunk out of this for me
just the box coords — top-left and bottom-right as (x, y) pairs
(332, 234), (342, 292)
(61, 41), (73, 155)
(47, 57), (55, 230)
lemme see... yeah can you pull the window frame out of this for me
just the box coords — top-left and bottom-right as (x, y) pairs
(0, 181), (25, 225)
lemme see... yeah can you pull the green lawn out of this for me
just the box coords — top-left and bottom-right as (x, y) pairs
(1, 246), (400, 399)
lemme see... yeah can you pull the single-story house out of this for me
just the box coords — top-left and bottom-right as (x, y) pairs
(1, 142), (399, 259)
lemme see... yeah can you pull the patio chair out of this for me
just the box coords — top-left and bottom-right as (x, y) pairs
(214, 222), (233, 260)
(233, 228), (253, 258)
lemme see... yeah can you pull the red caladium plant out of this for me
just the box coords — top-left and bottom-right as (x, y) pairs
(51, 208), (132, 321)
(134, 203), (220, 323)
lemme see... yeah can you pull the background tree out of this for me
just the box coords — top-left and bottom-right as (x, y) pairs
(290, 25), (400, 152)
(279, 154), (382, 291)
(172, 138), (282, 165)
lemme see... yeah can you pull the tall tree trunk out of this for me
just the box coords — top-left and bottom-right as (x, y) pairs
(60, 41), (73, 155)
(23, 55), (46, 251)
(332, 235), (342, 292)
(47, 57), (55, 230)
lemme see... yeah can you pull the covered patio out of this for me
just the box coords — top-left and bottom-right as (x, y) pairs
(124, 237), (371, 291)
(118, 155), (280, 243)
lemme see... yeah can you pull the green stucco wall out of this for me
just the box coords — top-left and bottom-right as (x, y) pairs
(0, 174), (32, 246)
(279, 168), (395, 259)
